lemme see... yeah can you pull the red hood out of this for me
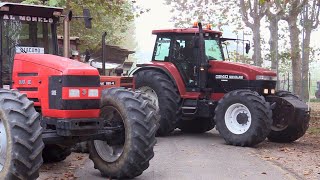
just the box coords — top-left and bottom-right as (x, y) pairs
(15, 54), (99, 76)
(209, 61), (276, 80)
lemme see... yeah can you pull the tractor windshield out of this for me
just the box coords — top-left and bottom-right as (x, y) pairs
(0, 15), (57, 86)
(204, 38), (223, 61)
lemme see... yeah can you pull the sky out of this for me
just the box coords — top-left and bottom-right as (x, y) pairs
(134, 0), (173, 63)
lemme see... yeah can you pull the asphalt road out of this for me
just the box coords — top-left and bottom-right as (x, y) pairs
(75, 130), (298, 180)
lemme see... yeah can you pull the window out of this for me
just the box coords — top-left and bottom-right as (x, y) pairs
(1, 16), (57, 85)
(154, 37), (171, 61)
(205, 39), (223, 60)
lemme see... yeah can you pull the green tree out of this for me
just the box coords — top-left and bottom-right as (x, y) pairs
(21, 0), (141, 51)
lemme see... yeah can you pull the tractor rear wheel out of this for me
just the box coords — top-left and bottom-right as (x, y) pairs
(214, 90), (272, 147)
(42, 145), (71, 163)
(267, 91), (310, 143)
(178, 118), (215, 133)
(88, 88), (158, 179)
(135, 70), (180, 136)
(0, 89), (44, 180)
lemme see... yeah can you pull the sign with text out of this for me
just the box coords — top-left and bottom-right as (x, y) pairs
(16, 47), (44, 54)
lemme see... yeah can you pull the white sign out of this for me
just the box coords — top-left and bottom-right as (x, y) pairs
(16, 47), (44, 54)
(3, 15), (54, 23)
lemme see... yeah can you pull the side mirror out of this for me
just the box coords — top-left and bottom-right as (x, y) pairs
(245, 43), (250, 54)
(83, 9), (92, 29)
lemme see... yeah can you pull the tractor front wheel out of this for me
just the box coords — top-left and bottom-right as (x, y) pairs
(214, 90), (272, 147)
(88, 88), (158, 179)
(0, 89), (44, 180)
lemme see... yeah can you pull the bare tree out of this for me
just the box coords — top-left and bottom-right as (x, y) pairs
(280, 0), (307, 96)
(301, 0), (320, 100)
(239, 0), (268, 66)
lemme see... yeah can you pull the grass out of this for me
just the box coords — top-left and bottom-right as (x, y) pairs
(310, 98), (320, 102)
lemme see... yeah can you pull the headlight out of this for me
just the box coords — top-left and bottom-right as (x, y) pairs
(256, 75), (277, 81)
(88, 89), (99, 97)
(69, 89), (80, 97)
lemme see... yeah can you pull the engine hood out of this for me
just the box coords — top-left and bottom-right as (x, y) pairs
(209, 61), (276, 80)
(15, 54), (99, 76)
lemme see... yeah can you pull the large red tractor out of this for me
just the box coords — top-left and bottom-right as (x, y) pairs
(0, 3), (158, 180)
(133, 23), (310, 146)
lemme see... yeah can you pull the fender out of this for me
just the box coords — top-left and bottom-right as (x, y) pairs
(133, 62), (189, 97)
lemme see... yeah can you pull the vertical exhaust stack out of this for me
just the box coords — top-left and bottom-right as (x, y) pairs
(63, 10), (72, 58)
(197, 22), (209, 91)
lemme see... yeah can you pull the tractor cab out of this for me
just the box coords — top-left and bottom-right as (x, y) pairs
(150, 23), (276, 95)
(0, 2), (62, 87)
(152, 25), (223, 90)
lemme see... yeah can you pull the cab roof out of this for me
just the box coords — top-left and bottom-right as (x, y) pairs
(152, 28), (223, 35)
(0, 2), (63, 18)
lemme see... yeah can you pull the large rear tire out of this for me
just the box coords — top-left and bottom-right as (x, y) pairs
(42, 145), (71, 163)
(135, 70), (180, 136)
(214, 90), (272, 147)
(0, 89), (44, 180)
(178, 118), (215, 133)
(88, 88), (158, 179)
(267, 91), (310, 143)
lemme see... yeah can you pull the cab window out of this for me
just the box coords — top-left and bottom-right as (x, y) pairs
(153, 37), (171, 61)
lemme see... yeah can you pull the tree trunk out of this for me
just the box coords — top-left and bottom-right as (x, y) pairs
(268, 17), (279, 70)
(302, 27), (311, 100)
(288, 17), (302, 96)
(252, 21), (262, 66)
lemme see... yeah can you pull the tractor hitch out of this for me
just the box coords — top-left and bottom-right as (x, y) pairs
(42, 117), (124, 145)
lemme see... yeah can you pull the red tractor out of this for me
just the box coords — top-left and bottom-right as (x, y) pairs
(0, 2), (158, 180)
(133, 23), (310, 146)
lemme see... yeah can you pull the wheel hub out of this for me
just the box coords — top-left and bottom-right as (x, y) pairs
(0, 119), (7, 171)
(236, 113), (249, 125)
(138, 86), (159, 109)
(224, 103), (252, 135)
(94, 106), (125, 163)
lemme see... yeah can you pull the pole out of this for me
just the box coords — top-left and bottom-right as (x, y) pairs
(287, 72), (290, 91)
(275, 16), (279, 90)
(63, 11), (72, 58)
(102, 32), (107, 76)
(242, 31), (245, 63)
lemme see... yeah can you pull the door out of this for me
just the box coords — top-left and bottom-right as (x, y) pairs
(170, 35), (199, 91)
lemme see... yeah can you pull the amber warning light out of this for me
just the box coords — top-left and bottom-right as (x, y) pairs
(192, 22), (212, 29)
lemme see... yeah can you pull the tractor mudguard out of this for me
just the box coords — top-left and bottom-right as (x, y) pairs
(266, 96), (310, 127)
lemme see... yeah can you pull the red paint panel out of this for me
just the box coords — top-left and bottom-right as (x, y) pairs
(209, 61), (276, 80)
(13, 54), (101, 119)
(148, 61), (188, 96)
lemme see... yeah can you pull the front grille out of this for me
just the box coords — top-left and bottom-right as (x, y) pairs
(49, 75), (100, 110)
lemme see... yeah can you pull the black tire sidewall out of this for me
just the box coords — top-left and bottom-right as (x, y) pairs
(135, 70), (179, 135)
